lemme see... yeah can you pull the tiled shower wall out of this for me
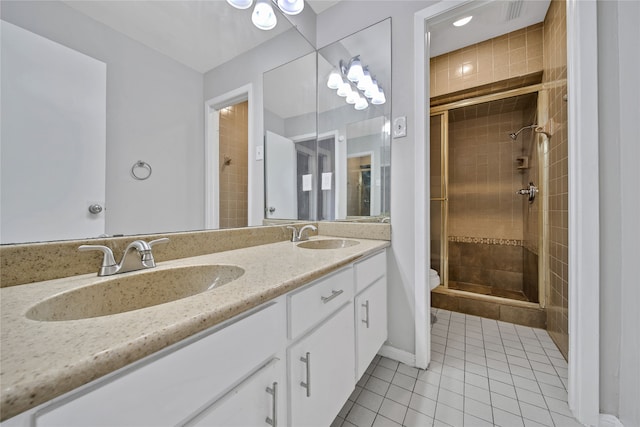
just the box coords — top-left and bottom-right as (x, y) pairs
(430, 23), (543, 98)
(219, 101), (248, 229)
(543, 0), (569, 359)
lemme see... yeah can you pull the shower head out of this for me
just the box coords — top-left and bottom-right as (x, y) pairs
(509, 124), (538, 141)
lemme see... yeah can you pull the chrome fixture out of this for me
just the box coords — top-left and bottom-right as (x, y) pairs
(509, 124), (538, 140)
(380, 216), (390, 223)
(79, 238), (169, 276)
(326, 55), (386, 111)
(226, 0), (304, 31)
(516, 182), (538, 203)
(287, 224), (317, 242)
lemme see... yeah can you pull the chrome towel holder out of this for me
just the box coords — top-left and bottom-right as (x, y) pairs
(131, 160), (152, 180)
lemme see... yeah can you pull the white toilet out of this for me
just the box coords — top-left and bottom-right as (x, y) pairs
(429, 269), (441, 325)
(429, 268), (441, 290)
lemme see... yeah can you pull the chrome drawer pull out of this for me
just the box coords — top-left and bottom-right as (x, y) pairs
(321, 289), (343, 304)
(300, 352), (311, 397)
(362, 300), (370, 328)
(266, 381), (278, 426)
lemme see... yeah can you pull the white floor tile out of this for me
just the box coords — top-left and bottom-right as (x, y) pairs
(512, 375), (542, 393)
(491, 392), (522, 416)
(441, 365), (465, 382)
(418, 369), (441, 386)
(515, 387), (547, 409)
(465, 361), (488, 377)
(493, 407), (525, 427)
(530, 360), (557, 375)
(397, 364), (420, 378)
(465, 371), (490, 390)
(331, 416), (345, 427)
(372, 415), (402, 427)
(392, 372), (417, 391)
(343, 420), (359, 427)
(408, 393), (437, 417)
(413, 379), (439, 401)
(437, 388), (464, 410)
(340, 399), (355, 418)
(435, 402), (464, 426)
(346, 403), (377, 427)
(486, 357), (510, 373)
(533, 370), (565, 388)
(489, 378), (516, 397)
(526, 351), (551, 364)
(349, 385), (364, 402)
(508, 355), (532, 369)
(378, 398), (408, 424)
(550, 411), (584, 427)
(464, 396), (494, 422)
(403, 408), (434, 427)
(379, 357), (400, 371)
(372, 365), (397, 382)
(357, 389), (385, 412)
(464, 383), (491, 405)
(386, 384), (412, 406)
(488, 367), (514, 384)
(510, 364), (537, 380)
(365, 376), (391, 396)
(538, 382), (568, 401)
(439, 374), (465, 395)
(520, 402), (554, 426)
(544, 395), (573, 417)
(464, 412), (494, 427)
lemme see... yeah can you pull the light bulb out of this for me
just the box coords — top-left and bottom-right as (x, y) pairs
(346, 90), (359, 104)
(347, 57), (364, 82)
(226, 0), (253, 9)
(371, 87), (386, 105)
(327, 70), (342, 89)
(357, 69), (373, 91)
(336, 80), (351, 97)
(365, 79), (379, 98)
(277, 0), (304, 15)
(252, 0), (277, 30)
(355, 96), (368, 111)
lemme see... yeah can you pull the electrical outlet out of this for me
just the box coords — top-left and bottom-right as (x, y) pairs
(393, 116), (407, 138)
(256, 145), (264, 161)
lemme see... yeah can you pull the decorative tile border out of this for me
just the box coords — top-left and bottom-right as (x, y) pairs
(448, 236), (523, 246)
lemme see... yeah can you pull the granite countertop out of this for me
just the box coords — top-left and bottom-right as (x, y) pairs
(0, 236), (389, 421)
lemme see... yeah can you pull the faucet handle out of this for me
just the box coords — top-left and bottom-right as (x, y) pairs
(148, 238), (170, 249)
(78, 245), (117, 276)
(286, 226), (299, 242)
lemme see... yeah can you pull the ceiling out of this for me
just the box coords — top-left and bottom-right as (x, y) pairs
(428, 0), (551, 57)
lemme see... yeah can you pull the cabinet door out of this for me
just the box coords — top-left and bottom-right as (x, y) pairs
(185, 357), (285, 427)
(355, 276), (388, 379)
(288, 303), (355, 427)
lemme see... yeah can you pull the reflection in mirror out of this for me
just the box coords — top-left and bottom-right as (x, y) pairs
(264, 18), (391, 223)
(0, 0), (313, 244)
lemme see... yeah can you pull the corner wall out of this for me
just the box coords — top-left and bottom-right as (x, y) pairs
(317, 1), (437, 357)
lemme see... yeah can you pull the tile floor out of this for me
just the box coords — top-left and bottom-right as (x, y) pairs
(332, 308), (582, 427)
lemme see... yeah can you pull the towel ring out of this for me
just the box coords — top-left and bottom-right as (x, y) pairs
(131, 160), (152, 180)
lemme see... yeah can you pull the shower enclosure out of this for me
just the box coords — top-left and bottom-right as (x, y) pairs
(430, 87), (550, 306)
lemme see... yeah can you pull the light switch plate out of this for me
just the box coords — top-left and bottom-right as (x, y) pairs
(256, 145), (264, 161)
(393, 116), (407, 138)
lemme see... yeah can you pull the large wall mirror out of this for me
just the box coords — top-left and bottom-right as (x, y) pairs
(264, 19), (391, 222)
(0, 0), (314, 244)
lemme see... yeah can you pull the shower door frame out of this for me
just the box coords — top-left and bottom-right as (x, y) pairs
(430, 84), (547, 306)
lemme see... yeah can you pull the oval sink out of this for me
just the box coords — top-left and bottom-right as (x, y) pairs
(26, 265), (245, 321)
(297, 239), (360, 250)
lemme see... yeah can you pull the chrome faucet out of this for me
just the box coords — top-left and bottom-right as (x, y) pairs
(286, 225), (317, 242)
(79, 238), (169, 276)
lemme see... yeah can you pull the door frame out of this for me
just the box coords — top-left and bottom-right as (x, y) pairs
(413, 1), (600, 425)
(204, 84), (253, 230)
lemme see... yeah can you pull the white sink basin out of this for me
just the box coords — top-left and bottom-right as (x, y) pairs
(26, 265), (245, 321)
(297, 239), (360, 250)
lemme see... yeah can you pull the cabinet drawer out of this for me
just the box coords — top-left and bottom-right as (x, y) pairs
(34, 301), (285, 427)
(355, 250), (386, 293)
(288, 267), (353, 340)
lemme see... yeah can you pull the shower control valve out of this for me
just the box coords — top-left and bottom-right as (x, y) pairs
(516, 182), (538, 203)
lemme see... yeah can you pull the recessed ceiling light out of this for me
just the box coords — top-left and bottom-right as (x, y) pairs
(453, 16), (473, 27)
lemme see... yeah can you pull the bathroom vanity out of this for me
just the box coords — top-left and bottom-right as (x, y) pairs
(0, 236), (388, 426)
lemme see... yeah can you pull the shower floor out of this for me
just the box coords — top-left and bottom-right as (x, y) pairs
(448, 281), (530, 302)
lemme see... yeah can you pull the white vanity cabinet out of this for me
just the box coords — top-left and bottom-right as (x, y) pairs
(354, 251), (388, 379)
(29, 301), (286, 427)
(185, 357), (285, 427)
(287, 267), (355, 427)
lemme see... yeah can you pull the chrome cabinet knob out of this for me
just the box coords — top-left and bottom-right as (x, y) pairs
(88, 204), (103, 214)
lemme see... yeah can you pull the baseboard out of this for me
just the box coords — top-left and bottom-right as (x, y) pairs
(600, 414), (624, 427)
(378, 344), (416, 367)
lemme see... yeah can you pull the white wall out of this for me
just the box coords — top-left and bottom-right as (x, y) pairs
(1, 1), (205, 237)
(203, 29), (315, 226)
(597, 1), (640, 425)
(317, 1), (437, 357)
